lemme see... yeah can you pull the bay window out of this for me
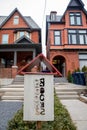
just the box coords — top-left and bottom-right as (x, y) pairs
(68, 30), (87, 45)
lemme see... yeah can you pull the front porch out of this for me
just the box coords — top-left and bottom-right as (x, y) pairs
(0, 43), (42, 78)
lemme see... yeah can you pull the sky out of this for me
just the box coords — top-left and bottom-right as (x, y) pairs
(0, 0), (87, 54)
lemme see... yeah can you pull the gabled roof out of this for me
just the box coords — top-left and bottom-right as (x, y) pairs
(0, 8), (40, 29)
(0, 16), (7, 26)
(17, 53), (62, 76)
(61, 0), (87, 21)
(14, 35), (34, 44)
(46, 0), (87, 24)
(67, 0), (84, 8)
(0, 8), (29, 28)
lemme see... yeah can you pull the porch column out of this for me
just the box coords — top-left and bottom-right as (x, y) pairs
(14, 51), (17, 66)
(32, 50), (36, 59)
(12, 51), (18, 78)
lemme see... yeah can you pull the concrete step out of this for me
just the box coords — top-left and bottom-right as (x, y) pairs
(8, 84), (24, 88)
(0, 77), (24, 101)
(57, 95), (79, 100)
(55, 83), (86, 100)
(56, 90), (79, 100)
(56, 91), (78, 95)
(0, 88), (24, 92)
(55, 88), (86, 94)
(54, 77), (68, 83)
(1, 95), (24, 101)
(12, 75), (24, 85)
(55, 84), (86, 94)
(4, 92), (24, 96)
(0, 88), (24, 101)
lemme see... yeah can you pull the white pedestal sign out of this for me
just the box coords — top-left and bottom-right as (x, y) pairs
(24, 74), (54, 121)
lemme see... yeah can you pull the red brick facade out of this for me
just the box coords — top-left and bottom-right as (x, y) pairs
(46, 0), (87, 76)
(0, 8), (41, 78)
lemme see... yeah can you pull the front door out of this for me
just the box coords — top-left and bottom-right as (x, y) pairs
(52, 56), (66, 76)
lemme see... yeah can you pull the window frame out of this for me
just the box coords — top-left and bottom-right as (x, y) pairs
(14, 31), (30, 41)
(68, 29), (87, 45)
(69, 12), (82, 26)
(19, 31), (25, 37)
(13, 15), (19, 25)
(2, 34), (9, 44)
(54, 30), (61, 45)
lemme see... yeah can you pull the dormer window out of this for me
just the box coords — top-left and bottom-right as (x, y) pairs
(69, 12), (82, 25)
(19, 31), (30, 38)
(14, 31), (30, 41)
(13, 15), (19, 25)
(50, 11), (57, 21)
(19, 31), (25, 37)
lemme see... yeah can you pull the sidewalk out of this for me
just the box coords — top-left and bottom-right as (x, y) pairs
(61, 100), (87, 130)
(55, 83), (87, 130)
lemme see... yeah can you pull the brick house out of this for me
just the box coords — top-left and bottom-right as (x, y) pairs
(0, 8), (42, 78)
(46, 0), (87, 77)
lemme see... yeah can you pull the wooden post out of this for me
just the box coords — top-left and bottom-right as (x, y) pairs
(36, 121), (42, 130)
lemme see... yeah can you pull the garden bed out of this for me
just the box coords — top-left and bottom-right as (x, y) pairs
(7, 94), (76, 130)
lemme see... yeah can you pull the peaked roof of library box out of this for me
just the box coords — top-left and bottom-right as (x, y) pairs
(17, 53), (62, 76)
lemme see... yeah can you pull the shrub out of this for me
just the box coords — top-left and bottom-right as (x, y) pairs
(82, 65), (87, 72)
(7, 94), (76, 130)
(67, 70), (73, 83)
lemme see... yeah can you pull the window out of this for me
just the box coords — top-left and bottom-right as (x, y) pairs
(68, 30), (87, 44)
(54, 31), (61, 45)
(79, 54), (87, 70)
(70, 12), (82, 25)
(78, 30), (87, 44)
(2, 34), (9, 44)
(13, 15), (19, 25)
(14, 31), (30, 41)
(19, 31), (30, 38)
(26, 32), (30, 38)
(68, 30), (77, 44)
(19, 32), (25, 37)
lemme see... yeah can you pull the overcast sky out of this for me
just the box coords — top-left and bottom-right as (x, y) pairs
(0, 0), (87, 27)
(0, 0), (87, 54)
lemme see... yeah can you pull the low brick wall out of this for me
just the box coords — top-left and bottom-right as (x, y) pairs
(0, 68), (12, 78)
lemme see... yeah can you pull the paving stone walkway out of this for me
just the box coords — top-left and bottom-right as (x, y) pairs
(0, 101), (23, 130)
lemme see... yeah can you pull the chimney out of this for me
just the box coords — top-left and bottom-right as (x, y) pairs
(50, 11), (57, 21)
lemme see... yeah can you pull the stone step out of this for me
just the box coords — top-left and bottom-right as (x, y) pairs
(54, 77), (68, 83)
(4, 92), (24, 96)
(56, 91), (78, 95)
(0, 88), (24, 92)
(55, 87), (86, 93)
(55, 83), (87, 100)
(8, 84), (24, 88)
(0, 75), (24, 101)
(12, 82), (24, 84)
(1, 95), (24, 101)
(12, 75), (24, 85)
(57, 95), (79, 100)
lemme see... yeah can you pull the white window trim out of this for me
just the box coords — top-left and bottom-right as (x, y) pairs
(13, 15), (19, 25)
(2, 34), (9, 44)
